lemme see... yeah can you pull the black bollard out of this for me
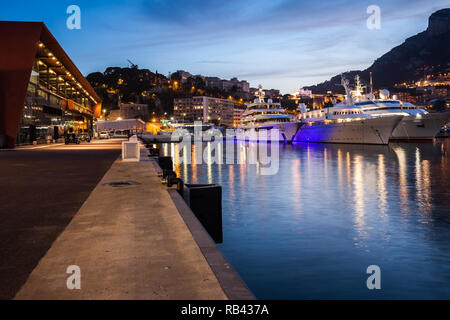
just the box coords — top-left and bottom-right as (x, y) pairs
(183, 184), (223, 243)
(158, 156), (173, 172)
(167, 175), (184, 195)
(162, 169), (176, 180)
(149, 148), (160, 157)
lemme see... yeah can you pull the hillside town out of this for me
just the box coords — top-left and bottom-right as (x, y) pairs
(89, 65), (449, 135)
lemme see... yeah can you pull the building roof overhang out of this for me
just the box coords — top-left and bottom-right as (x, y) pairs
(0, 21), (101, 104)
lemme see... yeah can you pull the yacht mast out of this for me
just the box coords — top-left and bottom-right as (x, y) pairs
(340, 75), (354, 105)
(255, 85), (265, 103)
(350, 75), (366, 102)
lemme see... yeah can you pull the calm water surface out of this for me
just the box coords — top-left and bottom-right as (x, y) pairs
(161, 140), (450, 299)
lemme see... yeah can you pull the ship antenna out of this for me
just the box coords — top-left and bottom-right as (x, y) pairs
(340, 75), (353, 105)
(369, 72), (373, 94)
(255, 85), (265, 103)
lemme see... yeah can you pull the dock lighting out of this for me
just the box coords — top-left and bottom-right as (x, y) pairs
(117, 117), (122, 121)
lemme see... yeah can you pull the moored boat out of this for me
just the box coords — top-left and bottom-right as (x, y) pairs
(294, 106), (403, 145)
(351, 76), (450, 141)
(238, 87), (299, 142)
(293, 77), (403, 145)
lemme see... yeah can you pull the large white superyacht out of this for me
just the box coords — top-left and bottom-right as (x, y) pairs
(293, 77), (403, 145)
(350, 76), (450, 140)
(237, 87), (299, 142)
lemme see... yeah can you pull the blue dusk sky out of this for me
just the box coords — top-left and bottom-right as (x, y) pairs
(0, 0), (448, 93)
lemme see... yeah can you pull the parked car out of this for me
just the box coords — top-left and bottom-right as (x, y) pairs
(99, 131), (110, 139)
(65, 133), (80, 144)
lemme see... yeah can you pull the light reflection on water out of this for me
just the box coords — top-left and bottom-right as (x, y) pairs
(161, 140), (450, 299)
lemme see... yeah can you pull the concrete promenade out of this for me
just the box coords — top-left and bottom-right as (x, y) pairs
(12, 141), (251, 299)
(0, 140), (122, 299)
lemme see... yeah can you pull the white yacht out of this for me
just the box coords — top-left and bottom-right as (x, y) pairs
(293, 77), (403, 145)
(350, 80), (450, 140)
(238, 87), (299, 142)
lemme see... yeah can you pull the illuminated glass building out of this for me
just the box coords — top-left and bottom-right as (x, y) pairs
(0, 22), (102, 148)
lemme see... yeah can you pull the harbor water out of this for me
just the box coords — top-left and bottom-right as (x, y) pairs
(160, 139), (450, 299)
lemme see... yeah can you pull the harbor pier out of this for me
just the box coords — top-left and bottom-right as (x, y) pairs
(1, 139), (252, 300)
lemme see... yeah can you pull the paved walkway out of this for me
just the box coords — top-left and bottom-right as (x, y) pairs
(0, 140), (122, 299)
(14, 152), (228, 299)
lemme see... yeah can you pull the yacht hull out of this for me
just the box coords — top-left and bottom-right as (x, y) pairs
(237, 122), (300, 142)
(390, 112), (450, 140)
(293, 116), (403, 145)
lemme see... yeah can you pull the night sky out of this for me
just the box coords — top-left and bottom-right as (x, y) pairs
(1, 0), (447, 93)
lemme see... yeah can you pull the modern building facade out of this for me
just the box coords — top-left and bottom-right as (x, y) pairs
(233, 107), (246, 127)
(0, 22), (101, 148)
(205, 77), (250, 93)
(108, 109), (121, 120)
(119, 103), (150, 121)
(175, 70), (193, 84)
(205, 77), (223, 90)
(173, 96), (235, 126)
(250, 88), (280, 99)
(228, 77), (250, 92)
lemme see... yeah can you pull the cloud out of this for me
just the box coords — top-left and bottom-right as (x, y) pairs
(71, 0), (450, 93)
(136, 0), (365, 42)
(196, 60), (236, 65)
